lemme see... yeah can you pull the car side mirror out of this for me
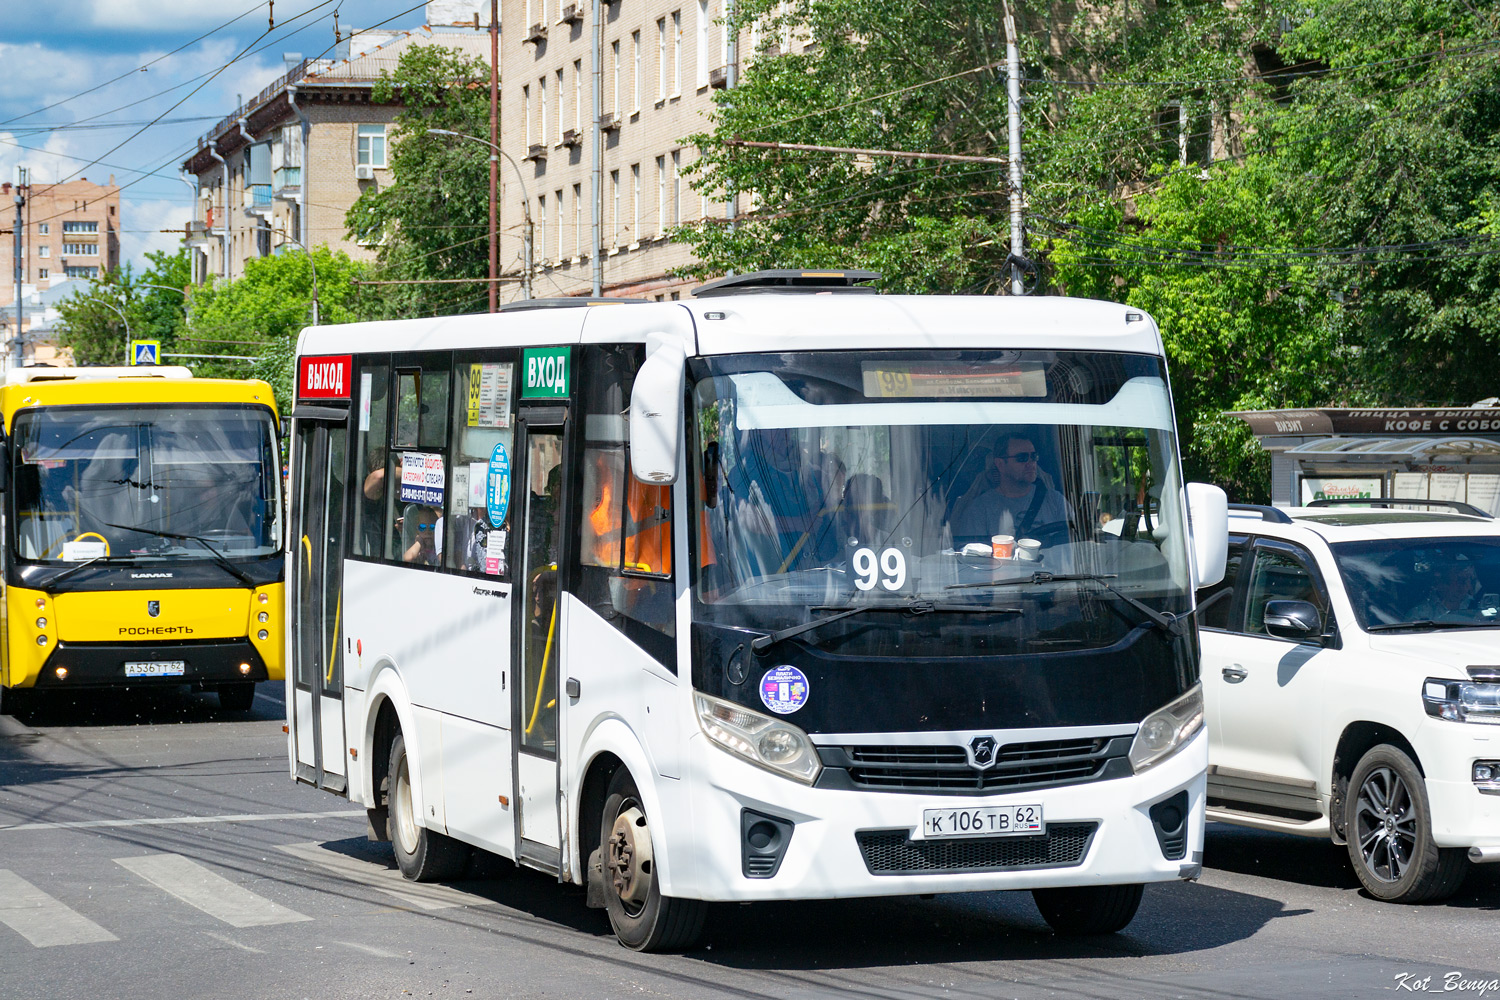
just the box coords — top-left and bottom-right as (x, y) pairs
(1264, 599), (1322, 641)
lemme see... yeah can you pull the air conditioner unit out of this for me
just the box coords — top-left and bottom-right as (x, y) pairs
(355, 165), (375, 180)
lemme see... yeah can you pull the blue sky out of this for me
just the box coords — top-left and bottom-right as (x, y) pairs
(0, 1), (440, 275)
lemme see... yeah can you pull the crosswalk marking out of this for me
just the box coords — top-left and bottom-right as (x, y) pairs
(115, 854), (312, 928)
(276, 842), (495, 911)
(0, 808), (363, 834)
(0, 870), (117, 948)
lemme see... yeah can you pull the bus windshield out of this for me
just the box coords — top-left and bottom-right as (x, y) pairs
(11, 405), (281, 563)
(690, 350), (1191, 652)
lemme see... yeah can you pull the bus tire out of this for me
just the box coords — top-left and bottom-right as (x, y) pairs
(216, 682), (256, 712)
(388, 732), (471, 882)
(600, 768), (706, 952)
(1032, 883), (1144, 935)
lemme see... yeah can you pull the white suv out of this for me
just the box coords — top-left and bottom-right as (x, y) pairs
(1198, 500), (1500, 902)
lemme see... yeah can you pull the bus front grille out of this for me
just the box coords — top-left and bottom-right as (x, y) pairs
(817, 737), (1132, 795)
(855, 823), (1098, 875)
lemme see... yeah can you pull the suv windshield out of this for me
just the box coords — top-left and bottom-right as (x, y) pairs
(690, 350), (1192, 654)
(11, 404), (281, 563)
(1331, 536), (1500, 631)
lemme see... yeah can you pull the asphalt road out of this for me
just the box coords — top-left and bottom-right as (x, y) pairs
(2, 683), (1498, 1000)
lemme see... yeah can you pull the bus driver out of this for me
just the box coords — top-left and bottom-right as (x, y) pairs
(950, 432), (1073, 547)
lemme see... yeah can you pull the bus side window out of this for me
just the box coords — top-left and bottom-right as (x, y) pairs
(445, 355), (518, 577)
(575, 344), (676, 671)
(384, 362), (451, 566)
(352, 362), (390, 558)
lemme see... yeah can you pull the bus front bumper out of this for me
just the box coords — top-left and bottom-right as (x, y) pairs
(24, 640), (270, 689)
(674, 728), (1207, 902)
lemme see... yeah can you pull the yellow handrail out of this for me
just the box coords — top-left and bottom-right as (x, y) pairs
(524, 596), (559, 737)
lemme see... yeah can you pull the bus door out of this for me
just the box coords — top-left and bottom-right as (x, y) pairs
(289, 407), (349, 793)
(513, 407), (567, 867)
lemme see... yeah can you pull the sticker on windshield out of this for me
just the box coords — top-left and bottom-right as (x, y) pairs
(759, 665), (810, 716)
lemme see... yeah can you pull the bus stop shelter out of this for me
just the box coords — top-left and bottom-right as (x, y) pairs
(1229, 405), (1500, 514)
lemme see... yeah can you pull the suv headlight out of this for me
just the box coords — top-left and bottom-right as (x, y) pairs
(1423, 670), (1500, 725)
(1129, 684), (1204, 774)
(695, 692), (822, 785)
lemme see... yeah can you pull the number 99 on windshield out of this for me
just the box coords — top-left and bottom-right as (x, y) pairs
(853, 546), (907, 591)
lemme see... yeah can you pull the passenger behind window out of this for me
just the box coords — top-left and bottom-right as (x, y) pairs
(399, 504), (441, 565)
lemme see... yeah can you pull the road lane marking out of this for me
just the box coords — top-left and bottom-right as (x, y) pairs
(115, 854), (312, 928)
(277, 842), (495, 911)
(0, 809), (363, 833)
(0, 870), (117, 948)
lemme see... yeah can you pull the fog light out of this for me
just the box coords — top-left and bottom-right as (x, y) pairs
(35, 617), (46, 629)
(36, 635), (47, 646)
(54, 666), (67, 680)
(257, 593), (268, 605)
(238, 662), (252, 675)
(1475, 760), (1500, 794)
(258, 612), (268, 623)
(258, 629), (269, 641)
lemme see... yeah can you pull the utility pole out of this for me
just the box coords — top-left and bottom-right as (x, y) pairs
(589, 0), (603, 295)
(489, 0), (500, 312)
(13, 167), (26, 371)
(1003, 0), (1026, 296)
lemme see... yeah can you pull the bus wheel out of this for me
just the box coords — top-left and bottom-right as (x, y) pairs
(1032, 883), (1144, 935)
(600, 768), (706, 951)
(388, 732), (470, 882)
(216, 683), (256, 712)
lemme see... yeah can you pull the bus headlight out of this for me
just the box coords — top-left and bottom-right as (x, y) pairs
(1129, 684), (1203, 774)
(695, 692), (821, 785)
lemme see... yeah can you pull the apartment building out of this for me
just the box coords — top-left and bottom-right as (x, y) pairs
(501, 0), (801, 300)
(182, 21), (492, 284)
(0, 177), (121, 305)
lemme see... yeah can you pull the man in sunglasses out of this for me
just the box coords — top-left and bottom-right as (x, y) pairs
(951, 433), (1072, 547)
(400, 504), (441, 565)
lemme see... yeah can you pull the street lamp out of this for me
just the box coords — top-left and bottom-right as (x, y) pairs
(97, 299), (132, 364)
(427, 128), (533, 301)
(270, 229), (320, 325)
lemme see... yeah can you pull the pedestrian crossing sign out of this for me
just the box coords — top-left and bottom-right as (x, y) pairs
(130, 340), (160, 365)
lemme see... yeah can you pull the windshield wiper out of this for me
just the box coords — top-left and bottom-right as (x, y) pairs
(948, 571), (1190, 637)
(46, 552), (125, 586)
(751, 598), (1023, 652)
(101, 522), (256, 588)
(1366, 619), (1500, 632)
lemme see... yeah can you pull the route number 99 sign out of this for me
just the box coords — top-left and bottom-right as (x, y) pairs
(852, 547), (906, 591)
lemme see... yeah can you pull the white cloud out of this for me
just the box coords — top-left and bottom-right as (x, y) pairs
(119, 195), (193, 274)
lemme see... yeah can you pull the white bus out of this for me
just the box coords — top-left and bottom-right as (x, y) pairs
(286, 271), (1228, 951)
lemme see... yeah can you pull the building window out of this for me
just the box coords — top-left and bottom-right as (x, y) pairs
(37, 223), (49, 236)
(556, 188), (564, 260)
(38, 268), (48, 279)
(64, 266), (98, 279)
(610, 169), (620, 245)
(631, 163), (640, 243)
(523, 84), (532, 145)
(720, 0), (730, 71)
(656, 156), (666, 236)
(697, 0), (709, 87)
(672, 11), (683, 96)
(62, 221), (98, 234)
(538, 193), (548, 261)
(36, 246), (48, 258)
(357, 125), (387, 168)
(540, 75), (549, 146)
(656, 19), (667, 103)
(611, 41), (621, 117)
(555, 68), (564, 143)
(62, 243), (98, 256)
(573, 183), (583, 257)
(671, 150), (681, 225)
(632, 31), (641, 113)
(573, 59), (583, 134)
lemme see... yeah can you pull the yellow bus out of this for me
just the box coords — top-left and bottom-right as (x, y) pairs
(0, 366), (284, 713)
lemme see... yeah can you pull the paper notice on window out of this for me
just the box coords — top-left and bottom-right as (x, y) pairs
(451, 465), (469, 512)
(468, 363), (513, 428)
(1429, 473), (1466, 502)
(469, 461), (489, 508)
(1465, 475), (1500, 514)
(359, 372), (373, 431)
(399, 452), (445, 506)
(485, 529), (507, 576)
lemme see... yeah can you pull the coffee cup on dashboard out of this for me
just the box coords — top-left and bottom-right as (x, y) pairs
(991, 534), (1015, 559)
(1016, 538), (1042, 561)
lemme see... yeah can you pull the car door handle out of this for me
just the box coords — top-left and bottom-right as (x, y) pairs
(1222, 665), (1248, 683)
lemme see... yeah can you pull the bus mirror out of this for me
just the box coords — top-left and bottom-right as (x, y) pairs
(1186, 482), (1227, 589)
(629, 335), (686, 485)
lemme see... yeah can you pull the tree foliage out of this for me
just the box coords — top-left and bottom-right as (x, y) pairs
(345, 43), (497, 318)
(680, 0), (1500, 499)
(57, 249), (193, 366)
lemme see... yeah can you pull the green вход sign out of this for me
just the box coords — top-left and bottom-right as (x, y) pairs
(521, 347), (570, 398)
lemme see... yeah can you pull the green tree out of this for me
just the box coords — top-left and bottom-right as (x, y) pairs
(184, 248), (365, 406)
(56, 249), (194, 365)
(345, 43), (496, 317)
